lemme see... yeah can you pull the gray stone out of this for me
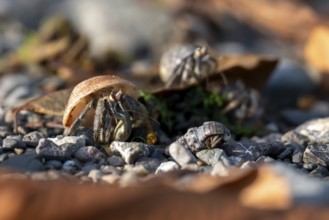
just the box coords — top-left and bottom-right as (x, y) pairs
(211, 161), (230, 176)
(110, 141), (150, 164)
(49, 135), (86, 148)
(119, 171), (139, 187)
(2, 135), (26, 150)
(0, 153), (44, 171)
(36, 138), (81, 160)
(196, 148), (229, 166)
(88, 169), (102, 183)
(73, 146), (105, 163)
(303, 143), (329, 167)
(82, 163), (98, 173)
(292, 150), (304, 164)
(303, 163), (317, 171)
(0, 153), (8, 162)
(221, 141), (284, 161)
(100, 165), (122, 175)
(22, 131), (44, 148)
(155, 161), (180, 174)
(101, 174), (120, 184)
(294, 117), (329, 144)
(62, 160), (76, 172)
(135, 157), (161, 173)
(256, 156), (275, 164)
(240, 161), (257, 169)
(310, 165), (329, 178)
(149, 147), (167, 161)
(281, 130), (309, 147)
(107, 155), (125, 167)
(168, 142), (197, 166)
(45, 160), (62, 170)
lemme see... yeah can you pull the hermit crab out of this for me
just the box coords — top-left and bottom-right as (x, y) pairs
(159, 44), (217, 88)
(63, 75), (157, 144)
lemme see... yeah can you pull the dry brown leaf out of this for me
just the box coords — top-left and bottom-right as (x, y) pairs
(0, 166), (320, 220)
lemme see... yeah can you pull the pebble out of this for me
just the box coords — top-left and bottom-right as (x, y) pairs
(88, 169), (102, 183)
(303, 143), (329, 167)
(62, 160), (76, 173)
(303, 163), (318, 171)
(0, 153), (8, 162)
(22, 131), (44, 148)
(135, 157), (162, 173)
(2, 135), (26, 150)
(292, 150), (304, 164)
(45, 160), (62, 170)
(168, 142), (198, 166)
(73, 146), (105, 163)
(221, 141), (284, 161)
(196, 148), (229, 166)
(240, 161), (257, 169)
(81, 163), (98, 173)
(294, 117), (329, 143)
(119, 171), (140, 187)
(100, 165), (122, 176)
(0, 153), (44, 171)
(310, 165), (329, 178)
(155, 161), (180, 174)
(49, 135), (86, 148)
(107, 155), (125, 167)
(101, 174), (120, 184)
(36, 138), (81, 160)
(256, 156), (275, 164)
(110, 141), (150, 164)
(211, 161), (230, 176)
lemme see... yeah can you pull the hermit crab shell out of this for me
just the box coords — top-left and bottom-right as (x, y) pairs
(63, 75), (138, 128)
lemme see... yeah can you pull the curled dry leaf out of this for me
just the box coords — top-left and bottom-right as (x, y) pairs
(1, 165), (328, 220)
(12, 88), (72, 131)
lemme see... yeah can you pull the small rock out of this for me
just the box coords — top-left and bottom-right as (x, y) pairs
(168, 142), (198, 166)
(14, 148), (24, 154)
(101, 174), (120, 184)
(36, 138), (81, 160)
(100, 165), (122, 175)
(240, 161), (257, 169)
(0, 153), (8, 162)
(81, 163), (98, 173)
(281, 130), (309, 147)
(110, 141), (150, 164)
(149, 147), (167, 161)
(0, 154), (44, 171)
(62, 160), (76, 173)
(196, 148), (229, 166)
(256, 156), (275, 164)
(221, 141), (284, 161)
(119, 171), (140, 187)
(135, 157), (161, 173)
(310, 165), (329, 177)
(2, 135), (26, 150)
(88, 169), (102, 183)
(294, 117), (329, 143)
(303, 143), (329, 167)
(50, 135), (86, 148)
(211, 161), (230, 176)
(107, 155), (125, 167)
(22, 131), (44, 148)
(292, 150), (304, 164)
(303, 163), (317, 171)
(73, 146), (105, 163)
(45, 160), (62, 170)
(155, 161), (180, 174)
(75, 128), (95, 146)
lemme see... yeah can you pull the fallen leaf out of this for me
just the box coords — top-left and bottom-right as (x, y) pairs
(0, 165), (311, 220)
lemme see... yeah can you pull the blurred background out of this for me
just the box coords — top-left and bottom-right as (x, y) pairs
(1, 0), (329, 125)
